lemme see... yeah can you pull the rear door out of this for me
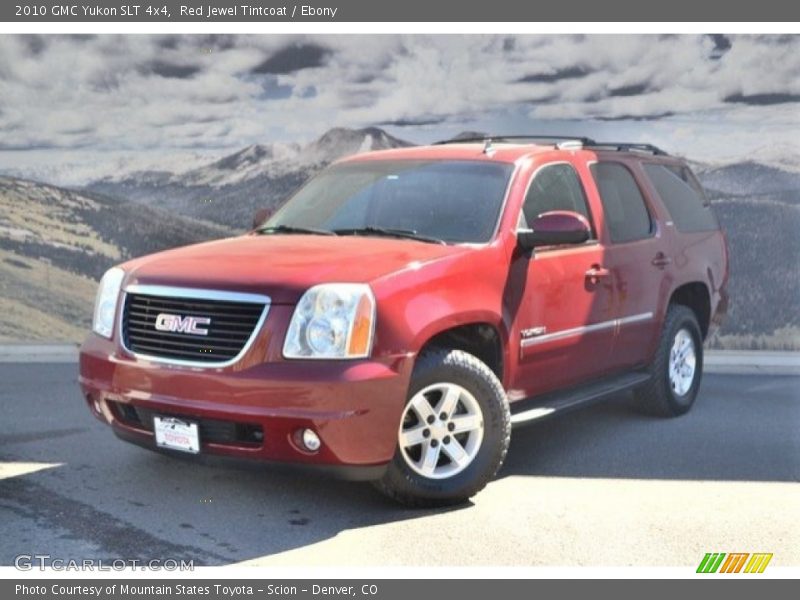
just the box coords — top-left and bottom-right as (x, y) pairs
(513, 161), (618, 397)
(587, 160), (667, 369)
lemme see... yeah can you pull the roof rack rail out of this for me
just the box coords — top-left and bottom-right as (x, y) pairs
(432, 135), (669, 156)
(586, 142), (668, 156)
(434, 134), (596, 146)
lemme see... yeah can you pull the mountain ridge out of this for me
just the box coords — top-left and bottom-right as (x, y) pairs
(86, 126), (414, 229)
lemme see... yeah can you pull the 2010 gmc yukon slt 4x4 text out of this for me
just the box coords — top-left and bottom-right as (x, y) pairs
(79, 135), (729, 506)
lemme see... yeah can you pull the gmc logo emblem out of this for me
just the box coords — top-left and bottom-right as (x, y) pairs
(154, 313), (211, 336)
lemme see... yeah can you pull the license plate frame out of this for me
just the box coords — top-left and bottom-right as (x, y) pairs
(153, 416), (200, 454)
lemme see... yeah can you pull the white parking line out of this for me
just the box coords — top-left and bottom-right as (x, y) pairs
(0, 462), (63, 480)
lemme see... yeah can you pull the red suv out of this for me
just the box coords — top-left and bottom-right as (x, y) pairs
(79, 136), (729, 506)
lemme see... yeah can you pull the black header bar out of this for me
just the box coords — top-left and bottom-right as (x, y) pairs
(3, 0), (800, 22)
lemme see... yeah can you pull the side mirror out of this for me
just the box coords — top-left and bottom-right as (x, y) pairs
(517, 210), (591, 251)
(252, 207), (271, 230)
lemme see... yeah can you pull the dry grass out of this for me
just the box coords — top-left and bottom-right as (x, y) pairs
(707, 326), (800, 351)
(0, 178), (120, 260)
(0, 249), (95, 343)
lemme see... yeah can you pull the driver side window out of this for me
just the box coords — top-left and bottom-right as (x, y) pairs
(520, 163), (594, 237)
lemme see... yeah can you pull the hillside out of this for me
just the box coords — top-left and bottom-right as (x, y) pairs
(693, 162), (800, 350)
(708, 196), (800, 349)
(695, 161), (800, 204)
(0, 176), (232, 342)
(87, 127), (412, 229)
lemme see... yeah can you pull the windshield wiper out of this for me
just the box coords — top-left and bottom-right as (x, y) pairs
(256, 224), (336, 236)
(333, 227), (445, 245)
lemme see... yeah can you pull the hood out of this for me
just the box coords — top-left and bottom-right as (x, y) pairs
(123, 233), (470, 304)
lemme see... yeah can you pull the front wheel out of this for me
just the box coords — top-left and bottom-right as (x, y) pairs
(374, 348), (511, 507)
(634, 304), (704, 417)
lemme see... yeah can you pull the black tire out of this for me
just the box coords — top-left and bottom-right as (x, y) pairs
(374, 348), (511, 507)
(634, 304), (704, 417)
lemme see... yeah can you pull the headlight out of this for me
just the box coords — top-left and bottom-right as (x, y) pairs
(92, 267), (125, 339)
(283, 284), (376, 359)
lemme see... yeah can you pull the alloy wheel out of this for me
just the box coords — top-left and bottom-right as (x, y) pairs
(398, 382), (484, 479)
(668, 328), (697, 397)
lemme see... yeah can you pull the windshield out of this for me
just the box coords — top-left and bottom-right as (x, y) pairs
(261, 160), (515, 243)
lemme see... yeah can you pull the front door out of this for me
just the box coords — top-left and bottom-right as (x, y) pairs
(512, 162), (617, 397)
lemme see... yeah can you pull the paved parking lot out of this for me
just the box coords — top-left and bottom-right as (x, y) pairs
(1, 363), (798, 567)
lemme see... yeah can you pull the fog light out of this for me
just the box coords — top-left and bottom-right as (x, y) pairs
(93, 399), (102, 413)
(301, 428), (321, 452)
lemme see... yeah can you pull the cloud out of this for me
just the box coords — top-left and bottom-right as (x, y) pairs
(0, 33), (797, 165)
(595, 112), (675, 121)
(707, 34), (732, 59)
(378, 116), (449, 127)
(724, 92), (800, 105)
(251, 43), (331, 74)
(608, 83), (649, 97)
(20, 35), (47, 56)
(141, 60), (202, 79)
(516, 66), (590, 84)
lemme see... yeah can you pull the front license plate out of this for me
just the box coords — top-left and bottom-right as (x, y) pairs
(154, 416), (200, 454)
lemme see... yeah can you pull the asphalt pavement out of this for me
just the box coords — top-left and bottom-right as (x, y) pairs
(1, 363), (798, 567)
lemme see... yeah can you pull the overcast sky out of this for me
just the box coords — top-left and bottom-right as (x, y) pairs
(0, 34), (798, 182)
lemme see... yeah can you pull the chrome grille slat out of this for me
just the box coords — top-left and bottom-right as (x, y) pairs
(125, 317), (256, 330)
(125, 344), (234, 360)
(126, 335), (246, 349)
(124, 326), (253, 344)
(120, 286), (270, 367)
(127, 310), (259, 321)
(128, 306), (264, 316)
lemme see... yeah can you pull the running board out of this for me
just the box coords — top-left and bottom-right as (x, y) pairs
(510, 371), (651, 426)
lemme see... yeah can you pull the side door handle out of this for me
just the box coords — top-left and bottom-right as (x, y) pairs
(585, 264), (610, 284)
(652, 252), (672, 269)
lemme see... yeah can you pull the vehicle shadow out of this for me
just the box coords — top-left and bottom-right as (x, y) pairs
(501, 374), (799, 483)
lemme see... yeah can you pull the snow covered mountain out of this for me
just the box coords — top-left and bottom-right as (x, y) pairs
(0, 151), (217, 189)
(87, 127), (412, 228)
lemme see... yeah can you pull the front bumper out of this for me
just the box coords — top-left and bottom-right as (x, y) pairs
(79, 334), (414, 479)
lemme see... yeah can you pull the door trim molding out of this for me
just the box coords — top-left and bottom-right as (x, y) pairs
(520, 312), (653, 348)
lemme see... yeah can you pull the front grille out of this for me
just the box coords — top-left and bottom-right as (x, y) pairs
(122, 290), (267, 364)
(109, 401), (263, 445)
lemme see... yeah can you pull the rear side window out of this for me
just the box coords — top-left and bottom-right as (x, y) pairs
(521, 163), (594, 235)
(590, 162), (652, 243)
(643, 163), (718, 232)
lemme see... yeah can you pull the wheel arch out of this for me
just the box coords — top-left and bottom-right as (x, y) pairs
(412, 314), (509, 386)
(668, 281), (711, 339)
